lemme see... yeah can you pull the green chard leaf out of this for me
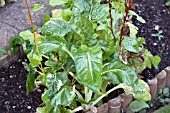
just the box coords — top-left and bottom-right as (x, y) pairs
(10, 36), (23, 54)
(27, 49), (42, 67)
(150, 56), (161, 69)
(129, 100), (149, 112)
(102, 60), (138, 86)
(51, 87), (72, 107)
(39, 43), (61, 54)
(23, 62), (36, 96)
(91, 3), (109, 22)
(128, 10), (146, 23)
(42, 19), (72, 37)
(71, 16), (93, 40)
(131, 79), (151, 101)
(46, 72), (68, 97)
(19, 30), (34, 43)
(73, 46), (102, 92)
(122, 37), (142, 53)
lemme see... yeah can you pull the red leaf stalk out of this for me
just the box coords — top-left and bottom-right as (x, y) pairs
(108, 0), (116, 42)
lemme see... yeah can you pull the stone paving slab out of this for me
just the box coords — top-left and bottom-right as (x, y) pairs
(0, 0), (51, 48)
(0, 22), (18, 48)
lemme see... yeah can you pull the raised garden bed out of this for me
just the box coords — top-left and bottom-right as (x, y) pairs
(0, 0), (170, 113)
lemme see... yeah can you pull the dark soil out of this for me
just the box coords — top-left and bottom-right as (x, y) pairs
(0, 0), (170, 113)
(134, 0), (170, 78)
(0, 59), (42, 113)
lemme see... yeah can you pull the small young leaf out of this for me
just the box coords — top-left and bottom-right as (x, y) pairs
(129, 100), (149, 112)
(27, 50), (42, 67)
(0, 48), (7, 57)
(10, 36), (23, 54)
(129, 10), (146, 23)
(163, 87), (169, 95)
(150, 56), (161, 69)
(31, 4), (44, 12)
(49, 0), (69, 6)
(19, 30), (34, 43)
(52, 9), (63, 19)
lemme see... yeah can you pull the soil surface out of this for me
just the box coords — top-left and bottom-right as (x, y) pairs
(0, 59), (42, 113)
(0, 0), (170, 113)
(134, 0), (170, 78)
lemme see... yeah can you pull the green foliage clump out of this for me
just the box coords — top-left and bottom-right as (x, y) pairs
(10, 0), (161, 112)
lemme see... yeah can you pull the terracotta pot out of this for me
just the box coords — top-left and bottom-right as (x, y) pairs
(156, 70), (167, 90)
(147, 78), (158, 101)
(108, 96), (122, 113)
(119, 93), (133, 111)
(164, 67), (170, 89)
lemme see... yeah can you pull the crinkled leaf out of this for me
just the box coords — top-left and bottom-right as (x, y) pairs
(39, 43), (61, 54)
(129, 10), (146, 23)
(49, 0), (69, 6)
(42, 19), (72, 37)
(126, 22), (138, 38)
(51, 87), (72, 106)
(19, 30), (34, 43)
(45, 59), (62, 71)
(130, 79), (151, 101)
(31, 4), (44, 12)
(23, 62), (36, 96)
(62, 9), (72, 21)
(102, 60), (138, 86)
(71, 16), (93, 39)
(129, 100), (149, 112)
(73, 46), (102, 92)
(122, 37), (142, 53)
(27, 50), (42, 67)
(46, 72), (68, 97)
(73, 0), (91, 13)
(91, 3), (109, 21)
(52, 9), (63, 19)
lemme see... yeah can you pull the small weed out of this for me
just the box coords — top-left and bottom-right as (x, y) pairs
(166, 0), (170, 6)
(151, 29), (164, 41)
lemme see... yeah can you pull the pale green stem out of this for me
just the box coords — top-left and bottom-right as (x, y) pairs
(91, 84), (124, 106)
(72, 106), (84, 113)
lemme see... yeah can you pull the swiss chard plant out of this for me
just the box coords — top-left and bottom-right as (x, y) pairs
(11, 0), (161, 112)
